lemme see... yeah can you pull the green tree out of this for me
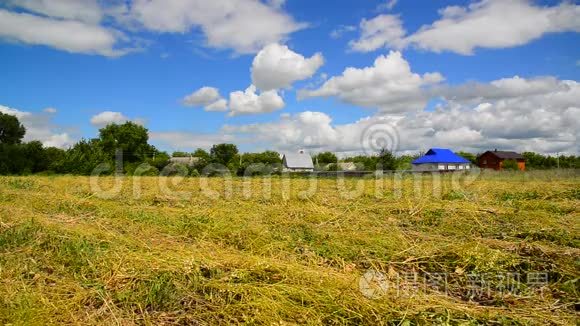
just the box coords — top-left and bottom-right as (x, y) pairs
(396, 154), (418, 171)
(23, 141), (47, 173)
(210, 143), (238, 166)
(44, 147), (66, 172)
(57, 139), (111, 175)
(98, 122), (152, 163)
(0, 112), (26, 144)
(256, 150), (281, 165)
(193, 148), (211, 161)
(343, 155), (378, 171)
(0, 143), (28, 174)
(457, 151), (477, 164)
(147, 152), (170, 171)
(377, 148), (397, 170)
(172, 151), (190, 157)
(190, 148), (211, 173)
(313, 152), (337, 166)
(238, 151), (282, 175)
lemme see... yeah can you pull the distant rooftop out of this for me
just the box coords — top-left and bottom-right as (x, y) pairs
(412, 148), (470, 164)
(483, 150), (524, 160)
(283, 151), (314, 169)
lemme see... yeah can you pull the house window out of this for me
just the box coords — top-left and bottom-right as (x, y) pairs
(482, 159), (487, 164)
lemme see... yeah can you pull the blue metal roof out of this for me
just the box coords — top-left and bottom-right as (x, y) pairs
(412, 148), (470, 164)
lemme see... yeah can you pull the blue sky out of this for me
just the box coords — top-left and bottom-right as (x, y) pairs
(0, 0), (578, 154)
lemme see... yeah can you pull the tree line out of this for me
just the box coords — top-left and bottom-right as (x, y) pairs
(0, 112), (577, 176)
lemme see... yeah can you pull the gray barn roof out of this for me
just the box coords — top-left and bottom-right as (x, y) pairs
(283, 152), (314, 169)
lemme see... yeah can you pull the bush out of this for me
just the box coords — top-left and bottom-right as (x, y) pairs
(161, 163), (189, 176)
(502, 159), (519, 171)
(326, 163), (338, 171)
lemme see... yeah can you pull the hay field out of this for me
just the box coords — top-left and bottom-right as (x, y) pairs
(0, 172), (578, 325)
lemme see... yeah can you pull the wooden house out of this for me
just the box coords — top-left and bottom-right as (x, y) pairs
(477, 150), (525, 171)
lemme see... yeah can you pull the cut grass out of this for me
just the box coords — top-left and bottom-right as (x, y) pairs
(0, 171), (578, 324)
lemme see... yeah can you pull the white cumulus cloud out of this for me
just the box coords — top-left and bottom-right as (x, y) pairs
(229, 85), (285, 116)
(299, 51), (444, 113)
(226, 75), (580, 155)
(127, 0), (306, 54)
(349, 0), (580, 54)
(182, 86), (228, 111)
(205, 99), (228, 112)
(90, 111), (134, 126)
(6, 0), (104, 24)
(349, 15), (406, 52)
(251, 43), (324, 91)
(0, 9), (131, 57)
(182, 87), (221, 106)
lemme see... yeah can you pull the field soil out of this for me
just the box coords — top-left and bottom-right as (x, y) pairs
(0, 172), (578, 324)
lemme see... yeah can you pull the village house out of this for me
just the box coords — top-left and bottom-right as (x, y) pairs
(168, 156), (200, 167)
(282, 150), (314, 172)
(323, 162), (361, 171)
(477, 150), (526, 171)
(411, 148), (471, 172)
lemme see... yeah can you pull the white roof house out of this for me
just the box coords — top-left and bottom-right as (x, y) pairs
(282, 150), (314, 172)
(322, 162), (361, 171)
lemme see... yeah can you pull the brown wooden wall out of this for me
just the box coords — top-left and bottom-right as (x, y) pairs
(477, 152), (526, 171)
(477, 152), (501, 170)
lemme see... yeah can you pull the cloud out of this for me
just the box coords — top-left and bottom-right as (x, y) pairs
(205, 99), (228, 112)
(150, 75), (579, 155)
(226, 76), (580, 155)
(0, 105), (31, 119)
(0, 0), (306, 56)
(251, 43), (324, 91)
(436, 76), (570, 102)
(225, 112), (410, 153)
(0, 9), (132, 57)
(349, 14), (405, 52)
(330, 25), (356, 39)
(228, 85), (285, 116)
(42, 133), (74, 148)
(43, 107), (57, 113)
(182, 86), (228, 111)
(350, 0), (580, 54)
(402, 80), (580, 153)
(299, 51), (444, 113)
(6, 0), (103, 24)
(377, 0), (398, 12)
(0, 104), (74, 148)
(267, 0), (286, 9)
(149, 131), (235, 151)
(90, 111), (139, 126)
(224, 111), (339, 150)
(127, 0), (306, 54)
